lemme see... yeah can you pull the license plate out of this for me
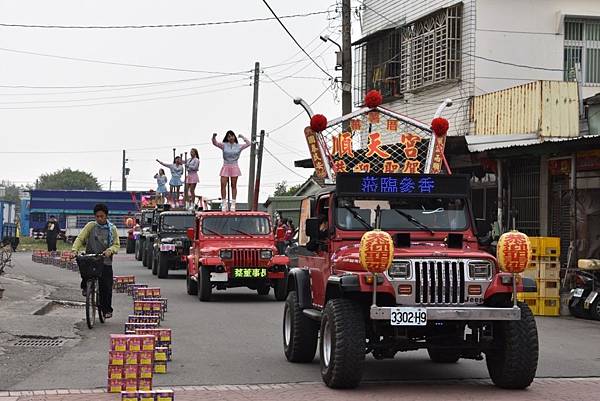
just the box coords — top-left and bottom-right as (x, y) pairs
(233, 268), (267, 278)
(210, 272), (228, 282)
(390, 307), (427, 326)
(573, 288), (584, 298)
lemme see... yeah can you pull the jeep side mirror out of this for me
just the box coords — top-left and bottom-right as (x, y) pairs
(306, 217), (320, 240)
(186, 227), (195, 241)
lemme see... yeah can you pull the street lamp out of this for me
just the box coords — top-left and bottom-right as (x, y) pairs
(320, 35), (343, 71)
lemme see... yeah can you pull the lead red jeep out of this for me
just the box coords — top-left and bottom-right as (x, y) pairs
(283, 173), (539, 389)
(186, 210), (289, 301)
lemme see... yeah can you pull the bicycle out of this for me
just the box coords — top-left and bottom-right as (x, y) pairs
(75, 254), (106, 329)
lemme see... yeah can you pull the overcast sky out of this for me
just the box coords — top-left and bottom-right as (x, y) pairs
(0, 0), (361, 202)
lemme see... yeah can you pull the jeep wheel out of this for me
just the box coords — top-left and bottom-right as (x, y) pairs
(320, 298), (365, 389)
(283, 291), (318, 363)
(151, 251), (158, 275)
(135, 241), (142, 261)
(427, 348), (460, 363)
(568, 298), (589, 319)
(486, 301), (538, 389)
(198, 266), (212, 302)
(186, 272), (198, 295)
(158, 253), (169, 279)
(141, 247), (148, 267)
(126, 238), (135, 254)
(590, 297), (600, 321)
(274, 278), (287, 301)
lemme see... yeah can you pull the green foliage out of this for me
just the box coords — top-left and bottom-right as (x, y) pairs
(37, 168), (101, 190)
(273, 181), (302, 197)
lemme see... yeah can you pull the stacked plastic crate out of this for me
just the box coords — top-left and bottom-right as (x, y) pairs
(518, 237), (561, 316)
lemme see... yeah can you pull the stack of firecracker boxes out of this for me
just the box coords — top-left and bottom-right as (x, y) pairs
(107, 279), (174, 400)
(31, 250), (79, 271)
(518, 237), (561, 316)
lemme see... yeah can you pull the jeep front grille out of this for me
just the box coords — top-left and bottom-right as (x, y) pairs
(232, 249), (267, 267)
(414, 260), (465, 304)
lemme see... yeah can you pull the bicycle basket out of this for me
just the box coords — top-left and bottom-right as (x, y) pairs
(76, 255), (105, 278)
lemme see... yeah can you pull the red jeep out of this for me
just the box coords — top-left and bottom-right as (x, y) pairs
(283, 173), (538, 389)
(186, 211), (289, 301)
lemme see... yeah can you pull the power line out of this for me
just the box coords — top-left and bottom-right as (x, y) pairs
(0, 83), (249, 110)
(359, 2), (397, 25)
(267, 85), (331, 135)
(0, 11), (330, 29)
(261, 0), (334, 79)
(263, 145), (307, 180)
(0, 46), (254, 75)
(262, 72), (295, 100)
(466, 52), (564, 72)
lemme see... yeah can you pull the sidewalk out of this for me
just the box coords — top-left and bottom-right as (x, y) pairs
(2, 378), (600, 401)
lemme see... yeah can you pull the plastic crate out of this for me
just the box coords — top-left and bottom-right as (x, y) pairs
(529, 237), (540, 257)
(540, 237), (560, 257)
(521, 267), (538, 280)
(539, 297), (560, 316)
(517, 295), (539, 315)
(537, 279), (560, 298)
(539, 262), (560, 280)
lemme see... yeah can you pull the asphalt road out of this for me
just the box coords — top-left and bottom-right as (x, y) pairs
(2, 252), (600, 391)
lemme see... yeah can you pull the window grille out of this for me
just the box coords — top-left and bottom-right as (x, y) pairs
(564, 18), (600, 85)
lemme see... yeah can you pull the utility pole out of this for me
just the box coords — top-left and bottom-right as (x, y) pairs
(247, 61), (260, 206)
(341, 0), (353, 117)
(253, 130), (266, 211)
(121, 150), (127, 191)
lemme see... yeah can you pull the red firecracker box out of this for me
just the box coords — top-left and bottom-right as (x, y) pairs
(139, 350), (154, 365)
(137, 378), (152, 391)
(107, 378), (123, 393)
(120, 391), (137, 401)
(123, 378), (137, 392)
(127, 336), (142, 352)
(123, 364), (138, 379)
(124, 351), (139, 365)
(139, 364), (153, 379)
(109, 351), (125, 366)
(138, 391), (155, 401)
(111, 335), (128, 351)
(108, 365), (123, 380)
(156, 389), (175, 401)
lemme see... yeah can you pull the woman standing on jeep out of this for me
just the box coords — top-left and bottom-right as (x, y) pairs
(212, 131), (251, 211)
(156, 157), (184, 206)
(185, 148), (200, 209)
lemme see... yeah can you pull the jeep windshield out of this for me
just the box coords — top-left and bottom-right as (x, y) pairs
(336, 197), (469, 232)
(161, 214), (195, 231)
(202, 216), (271, 236)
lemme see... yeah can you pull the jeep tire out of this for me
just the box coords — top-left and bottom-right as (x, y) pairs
(198, 266), (212, 302)
(141, 245), (148, 267)
(158, 252), (169, 279)
(151, 250), (158, 276)
(126, 238), (135, 254)
(486, 301), (538, 389)
(274, 278), (287, 301)
(135, 240), (143, 261)
(186, 270), (198, 295)
(590, 297), (600, 321)
(319, 298), (365, 389)
(283, 291), (318, 363)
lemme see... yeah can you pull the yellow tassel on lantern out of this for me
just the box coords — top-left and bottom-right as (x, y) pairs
(359, 230), (395, 274)
(496, 230), (532, 273)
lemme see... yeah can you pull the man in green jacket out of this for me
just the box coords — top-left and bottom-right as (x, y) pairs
(72, 203), (120, 318)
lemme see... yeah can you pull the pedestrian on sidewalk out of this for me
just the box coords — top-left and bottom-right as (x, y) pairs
(185, 148), (200, 209)
(156, 156), (184, 206)
(212, 131), (251, 211)
(154, 168), (168, 204)
(71, 203), (120, 319)
(44, 215), (60, 252)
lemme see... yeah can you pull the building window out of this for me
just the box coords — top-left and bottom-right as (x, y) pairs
(564, 18), (600, 84)
(354, 29), (402, 106)
(400, 4), (462, 93)
(353, 4), (462, 104)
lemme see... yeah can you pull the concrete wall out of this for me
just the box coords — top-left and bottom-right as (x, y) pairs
(361, 0), (476, 136)
(475, 0), (600, 99)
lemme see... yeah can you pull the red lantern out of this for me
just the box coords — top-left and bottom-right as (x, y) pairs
(431, 117), (449, 137)
(496, 230), (532, 273)
(359, 230), (394, 274)
(310, 114), (328, 132)
(365, 90), (383, 109)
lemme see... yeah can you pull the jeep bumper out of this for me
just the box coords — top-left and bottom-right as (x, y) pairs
(369, 306), (521, 321)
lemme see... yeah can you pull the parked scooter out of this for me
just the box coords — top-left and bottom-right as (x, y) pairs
(568, 263), (600, 320)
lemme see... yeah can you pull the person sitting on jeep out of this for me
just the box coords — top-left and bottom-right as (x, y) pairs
(306, 215), (328, 252)
(72, 203), (120, 319)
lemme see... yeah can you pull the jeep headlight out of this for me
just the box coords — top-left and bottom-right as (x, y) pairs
(161, 238), (173, 243)
(220, 250), (232, 259)
(469, 261), (492, 280)
(175, 240), (183, 247)
(388, 261), (411, 279)
(260, 250), (273, 259)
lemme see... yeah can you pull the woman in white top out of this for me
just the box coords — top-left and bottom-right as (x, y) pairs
(185, 148), (200, 209)
(212, 131), (251, 211)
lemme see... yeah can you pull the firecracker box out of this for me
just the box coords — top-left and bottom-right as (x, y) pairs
(135, 287), (161, 299)
(141, 336), (156, 351)
(124, 378), (138, 392)
(139, 350), (154, 365)
(155, 390), (174, 401)
(139, 364), (153, 379)
(128, 315), (161, 325)
(128, 284), (148, 296)
(138, 391), (155, 401)
(108, 378), (123, 393)
(120, 391), (138, 401)
(137, 378), (152, 391)
(123, 364), (138, 380)
(125, 322), (159, 334)
(154, 347), (168, 362)
(109, 351), (125, 366)
(108, 365), (124, 380)
(111, 335), (128, 352)
(124, 351), (139, 365)
(154, 361), (167, 374)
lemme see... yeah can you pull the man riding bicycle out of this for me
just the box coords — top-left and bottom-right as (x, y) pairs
(72, 203), (120, 319)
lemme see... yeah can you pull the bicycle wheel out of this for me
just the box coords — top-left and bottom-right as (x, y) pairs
(85, 279), (96, 329)
(97, 279), (105, 324)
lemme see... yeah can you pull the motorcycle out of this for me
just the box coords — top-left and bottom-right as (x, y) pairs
(568, 263), (600, 320)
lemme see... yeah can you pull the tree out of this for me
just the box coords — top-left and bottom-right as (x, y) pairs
(37, 169), (101, 190)
(273, 180), (302, 197)
(0, 180), (23, 204)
